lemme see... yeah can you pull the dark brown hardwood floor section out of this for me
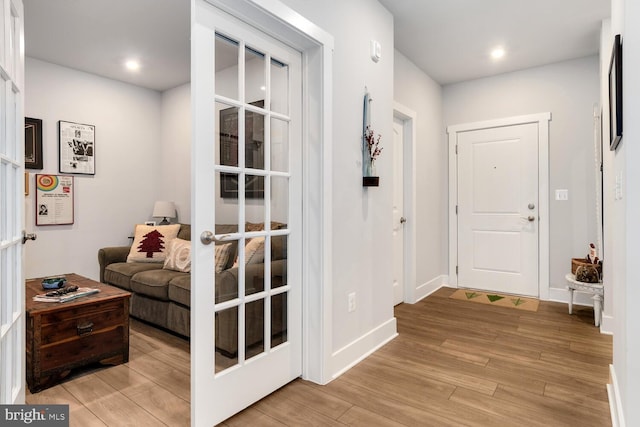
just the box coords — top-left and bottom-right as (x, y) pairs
(27, 287), (612, 426)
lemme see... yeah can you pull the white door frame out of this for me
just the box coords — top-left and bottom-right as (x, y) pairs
(194, 0), (334, 391)
(447, 113), (551, 300)
(392, 103), (417, 304)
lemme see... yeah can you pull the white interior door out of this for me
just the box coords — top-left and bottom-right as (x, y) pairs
(0, 0), (25, 405)
(392, 118), (404, 305)
(457, 123), (539, 297)
(192, 1), (302, 425)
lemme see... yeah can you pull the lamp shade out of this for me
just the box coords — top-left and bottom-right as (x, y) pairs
(152, 201), (176, 219)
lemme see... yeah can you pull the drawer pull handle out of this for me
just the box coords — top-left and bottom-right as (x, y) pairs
(77, 322), (94, 336)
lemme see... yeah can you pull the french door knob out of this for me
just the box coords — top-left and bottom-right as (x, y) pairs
(200, 231), (215, 245)
(528, 203), (535, 210)
(22, 231), (37, 244)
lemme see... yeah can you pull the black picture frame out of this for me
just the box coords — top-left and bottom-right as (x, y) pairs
(219, 100), (265, 198)
(609, 34), (623, 151)
(58, 120), (96, 175)
(25, 117), (43, 169)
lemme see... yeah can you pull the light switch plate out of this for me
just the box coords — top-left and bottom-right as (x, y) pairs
(555, 189), (569, 201)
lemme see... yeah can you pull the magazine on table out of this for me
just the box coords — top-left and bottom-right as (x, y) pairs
(33, 287), (100, 303)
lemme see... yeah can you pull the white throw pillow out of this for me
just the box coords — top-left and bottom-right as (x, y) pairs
(127, 224), (181, 263)
(232, 237), (265, 268)
(163, 238), (191, 272)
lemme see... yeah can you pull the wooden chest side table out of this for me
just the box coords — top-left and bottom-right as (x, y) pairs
(25, 274), (131, 392)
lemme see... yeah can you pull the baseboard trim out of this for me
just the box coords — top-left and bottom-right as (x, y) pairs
(330, 317), (397, 380)
(548, 286), (595, 306)
(600, 314), (614, 335)
(608, 364), (626, 427)
(414, 275), (448, 303)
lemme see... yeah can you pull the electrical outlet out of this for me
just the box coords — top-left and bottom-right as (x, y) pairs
(348, 292), (356, 312)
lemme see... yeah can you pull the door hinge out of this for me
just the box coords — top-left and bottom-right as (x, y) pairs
(455, 205), (458, 214)
(456, 266), (458, 275)
(455, 145), (458, 155)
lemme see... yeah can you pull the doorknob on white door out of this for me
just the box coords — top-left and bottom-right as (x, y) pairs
(22, 231), (37, 244)
(521, 215), (536, 222)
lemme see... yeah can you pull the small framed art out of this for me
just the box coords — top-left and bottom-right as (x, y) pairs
(59, 120), (95, 174)
(609, 34), (623, 151)
(25, 117), (43, 169)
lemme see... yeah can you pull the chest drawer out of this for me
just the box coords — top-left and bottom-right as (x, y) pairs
(39, 299), (126, 345)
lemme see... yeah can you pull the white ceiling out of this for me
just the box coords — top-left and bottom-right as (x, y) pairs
(378, 0), (611, 85)
(24, 0), (190, 92)
(23, 0), (611, 91)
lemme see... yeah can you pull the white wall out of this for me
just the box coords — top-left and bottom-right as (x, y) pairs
(24, 58), (162, 281)
(159, 83), (191, 223)
(393, 50), (446, 297)
(622, 0), (640, 421)
(608, 0), (640, 423)
(443, 57), (600, 301)
(281, 0), (397, 375)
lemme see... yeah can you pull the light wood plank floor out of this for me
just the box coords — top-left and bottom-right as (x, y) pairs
(27, 287), (612, 426)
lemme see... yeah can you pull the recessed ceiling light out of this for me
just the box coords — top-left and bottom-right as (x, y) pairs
(491, 47), (505, 60)
(125, 59), (140, 71)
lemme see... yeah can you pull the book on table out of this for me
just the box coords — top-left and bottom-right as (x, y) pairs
(32, 287), (100, 303)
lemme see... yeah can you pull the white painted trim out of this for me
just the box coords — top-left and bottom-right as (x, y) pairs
(330, 318), (398, 380)
(600, 314), (614, 335)
(608, 364), (626, 427)
(447, 113), (551, 300)
(198, 0), (335, 389)
(393, 102), (417, 304)
(414, 275), (448, 303)
(547, 286), (597, 306)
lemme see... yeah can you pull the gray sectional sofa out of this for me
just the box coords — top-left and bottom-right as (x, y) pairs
(98, 223), (287, 356)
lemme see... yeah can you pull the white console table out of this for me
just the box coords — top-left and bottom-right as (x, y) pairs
(565, 273), (604, 327)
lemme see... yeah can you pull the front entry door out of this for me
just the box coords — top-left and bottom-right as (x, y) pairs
(0, 0), (25, 405)
(192, 1), (302, 425)
(457, 123), (539, 297)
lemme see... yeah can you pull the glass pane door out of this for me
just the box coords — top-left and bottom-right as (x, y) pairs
(0, 0), (25, 405)
(191, 2), (301, 424)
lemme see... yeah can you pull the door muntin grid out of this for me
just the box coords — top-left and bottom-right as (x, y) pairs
(213, 32), (292, 374)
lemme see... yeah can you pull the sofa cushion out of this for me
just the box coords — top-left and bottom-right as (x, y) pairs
(127, 224), (181, 263)
(168, 275), (191, 307)
(177, 223), (191, 241)
(104, 262), (163, 290)
(131, 269), (187, 300)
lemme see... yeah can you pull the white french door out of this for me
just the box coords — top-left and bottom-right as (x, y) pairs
(191, 1), (302, 425)
(0, 0), (25, 405)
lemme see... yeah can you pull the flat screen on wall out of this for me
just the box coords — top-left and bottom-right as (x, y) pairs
(609, 34), (623, 151)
